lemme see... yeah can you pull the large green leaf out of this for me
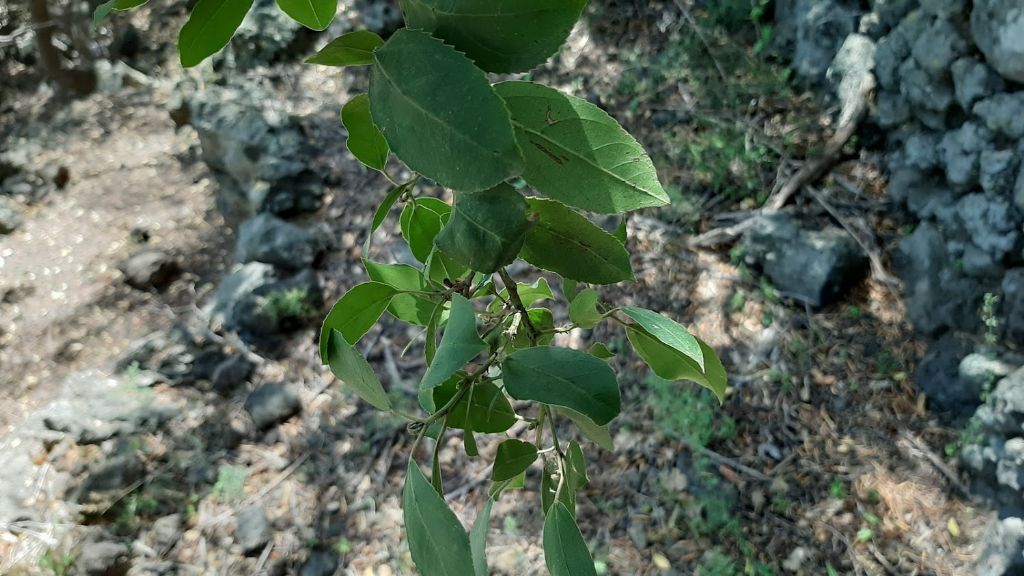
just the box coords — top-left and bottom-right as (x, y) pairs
(399, 0), (587, 73)
(492, 439), (538, 482)
(341, 94), (389, 172)
(307, 30), (384, 66)
(470, 500), (493, 576)
(556, 407), (613, 451)
(435, 185), (530, 274)
(178, 0), (255, 68)
(403, 461), (476, 576)
(488, 277), (553, 313)
(363, 261), (437, 326)
(565, 441), (588, 490)
(501, 346), (620, 425)
(370, 29), (523, 192)
(401, 198), (450, 263)
(426, 247), (470, 286)
(420, 295), (486, 391)
(627, 327), (727, 402)
(520, 198), (634, 284)
(276, 0), (336, 30)
(326, 329), (391, 411)
(319, 282), (398, 363)
(543, 503), (597, 576)
(433, 380), (517, 433)
(620, 306), (703, 370)
(495, 81), (669, 214)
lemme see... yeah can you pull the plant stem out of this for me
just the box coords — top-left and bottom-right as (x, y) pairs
(498, 268), (539, 344)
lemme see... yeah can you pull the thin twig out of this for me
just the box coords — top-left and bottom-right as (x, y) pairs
(898, 432), (973, 500)
(806, 186), (900, 287)
(498, 268), (539, 343)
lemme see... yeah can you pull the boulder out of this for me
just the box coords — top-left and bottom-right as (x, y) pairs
(245, 383), (301, 429)
(792, 0), (859, 83)
(235, 214), (329, 271)
(911, 18), (967, 77)
(71, 537), (130, 576)
(209, 263), (323, 337)
(980, 150), (1019, 196)
(120, 248), (180, 290)
(1003, 270), (1024, 346)
(974, 93), (1024, 140)
(971, 0), (1024, 83)
(920, 0), (965, 18)
(874, 90), (911, 127)
(962, 367), (1024, 519)
(915, 333), (980, 419)
(210, 356), (256, 396)
(895, 223), (980, 335)
(956, 193), (1020, 263)
(117, 324), (230, 387)
(976, 517), (1024, 576)
(0, 196), (24, 234)
(938, 122), (994, 189)
(899, 57), (955, 115)
(951, 57), (1006, 110)
(741, 213), (868, 307)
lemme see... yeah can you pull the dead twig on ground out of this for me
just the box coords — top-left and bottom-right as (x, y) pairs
(898, 432), (973, 500)
(806, 186), (900, 287)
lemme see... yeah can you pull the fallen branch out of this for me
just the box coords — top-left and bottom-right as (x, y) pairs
(806, 186), (900, 287)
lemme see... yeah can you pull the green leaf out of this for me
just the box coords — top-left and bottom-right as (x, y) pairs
(435, 185), (530, 274)
(326, 329), (392, 411)
(568, 288), (602, 329)
(470, 500), (493, 576)
(319, 282), (398, 363)
(492, 439), (538, 482)
(433, 380), (517, 433)
(612, 217), (628, 244)
(341, 94), (389, 172)
(543, 503), (597, 576)
(510, 308), (555, 349)
(365, 181), (415, 254)
(520, 198), (634, 285)
(93, 0), (116, 26)
(399, 0), (587, 74)
(306, 30), (383, 66)
(426, 247), (469, 286)
(502, 346), (621, 425)
(627, 327), (727, 402)
(178, 0), (255, 68)
(495, 81), (669, 214)
(540, 457), (558, 514)
(565, 441), (588, 490)
(403, 461), (476, 576)
(588, 342), (614, 360)
(488, 278), (554, 313)
(488, 471), (525, 499)
(401, 198), (450, 263)
(276, 0), (336, 30)
(420, 295), (486, 391)
(556, 407), (613, 451)
(363, 261), (437, 326)
(620, 306), (703, 370)
(424, 300), (445, 367)
(370, 29), (523, 192)
(561, 278), (579, 304)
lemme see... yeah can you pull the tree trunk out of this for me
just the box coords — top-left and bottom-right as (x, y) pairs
(29, 0), (96, 95)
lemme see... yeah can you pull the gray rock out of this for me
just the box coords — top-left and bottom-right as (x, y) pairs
(232, 269), (323, 336)
(127, 561), (179, 576)
(72, 539), (130, 576)
(40, 371), (175, 443)
(215, 0), (309, 72)
(915, 333), (980, 419)
(235, 214), (328, 271)
(874, 90), (911, 127)
(741, 213), (868, 307)
(151, 513), (182, 552)
(971, 0), (1024, 83)
(0, 434), (46, 523)
(874, 34), (909, 90)
(0, 196), (24, 234)
(235, 505), (272, 553)
(827, 34), (877, 118)
(952, 57), (1007, 110)
(1004, 270), (1024, 346)
(300, 551), (339, 576)
(921, 0), (964, 17)
(963, 243), (1006, 277)
(245, 383), (301, 429)
(974, 93), (1024, 139)
(961, 353), (1018, 392)
(976, 517), (1024, 576)
(209, 262), (277, 329)
(210, 356), (255, 395)
(939, 122), (994, 189)
(185, 80), (321, 225)
(1015, 161), (1024, 211)
(76, 453), (146, 503)
(792, 0), (859, 83)
(118, 324), (228, 386)
(911, 19), (967, 76)
(956, 193), (1020, 261)
(980, 150), (1019, 196)
(902, 131), (942, 170)
(901, 174), (959, 222)
(121, 249), (180, 290)
(866, 0), (917, 33)
(899, 57), (954, 114)
(895, 223), (980, 335)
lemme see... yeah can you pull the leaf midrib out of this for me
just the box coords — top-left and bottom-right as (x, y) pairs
(533, 217), (630, 278)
